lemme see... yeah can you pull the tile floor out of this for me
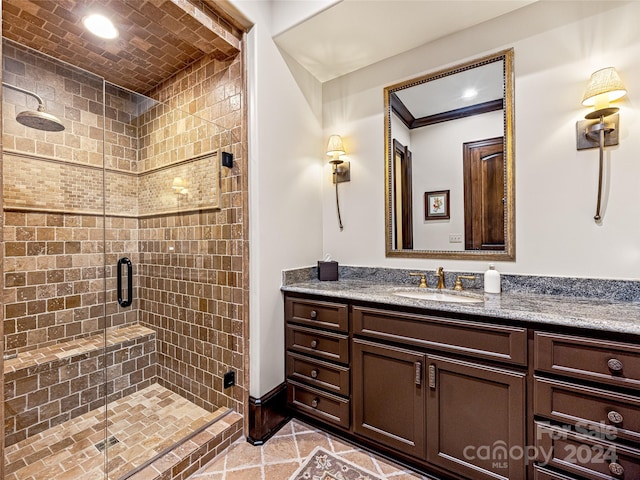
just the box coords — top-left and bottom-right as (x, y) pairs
(190, 419), (429, 480)
(5, 384), (230, 480)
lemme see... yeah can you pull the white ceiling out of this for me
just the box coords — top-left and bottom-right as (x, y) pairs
(273, 0), (537, 83)
(396, 60), (504, 118)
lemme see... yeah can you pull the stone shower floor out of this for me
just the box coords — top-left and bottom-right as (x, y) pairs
(5, 383), (230, 480)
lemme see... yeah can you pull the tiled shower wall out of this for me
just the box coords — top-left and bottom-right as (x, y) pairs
(138, 51), (245, 414)
(2, 42), (140, 356)
(2, 27), (245, 420)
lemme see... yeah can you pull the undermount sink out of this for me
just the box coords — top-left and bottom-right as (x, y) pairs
(392, 289), (484, 303)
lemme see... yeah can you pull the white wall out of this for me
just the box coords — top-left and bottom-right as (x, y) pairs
(232, 1), (325, 398)
(410, 110), (503, 251)
(322, 1), (640, 280)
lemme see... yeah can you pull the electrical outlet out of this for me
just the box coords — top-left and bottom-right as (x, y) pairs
(223, 371), (235, 389)
(449, 234), (463, 243)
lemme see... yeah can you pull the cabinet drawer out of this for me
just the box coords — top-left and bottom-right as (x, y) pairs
(286, 351), (350, 395)
(285, 297), (348, 332)
(534, 377), (640, 444)
(534, 465), (586, 479)
(287, 380), (350, 429)
(535, 332), (640, 391)
(286, 324), (349, 364)
(536, 422), (640, 480)
(353, 306), (527, 365)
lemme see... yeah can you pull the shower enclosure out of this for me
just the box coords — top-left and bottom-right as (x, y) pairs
(2, 39), (244, 479)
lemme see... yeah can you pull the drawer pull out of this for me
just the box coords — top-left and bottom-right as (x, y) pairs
(607, 358), (623, 372)
(311, 398), (319, 408)
(311, 369), (319, 379)
(607, 410), (624, 425)
(310, 339), (318, 349)
(608, 462), (624, 476)
(310, 310), (318, 319)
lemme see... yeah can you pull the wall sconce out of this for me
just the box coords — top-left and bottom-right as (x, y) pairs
(326, 135), (350, 231)
(172, 176), (188, 195)
(576, 67), (627, 222)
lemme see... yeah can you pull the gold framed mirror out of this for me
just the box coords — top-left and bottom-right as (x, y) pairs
(384, 48), (514, 260)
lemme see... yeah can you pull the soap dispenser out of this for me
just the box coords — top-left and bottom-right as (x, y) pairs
(484, 264), (501, 293)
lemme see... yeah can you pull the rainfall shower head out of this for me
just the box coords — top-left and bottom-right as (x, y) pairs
(2, 82), (65, 132)
(15, 107), (65, 132)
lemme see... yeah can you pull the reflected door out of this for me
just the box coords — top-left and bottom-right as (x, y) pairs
(463, 137), (505, 251)
(393, 140), (413, 249)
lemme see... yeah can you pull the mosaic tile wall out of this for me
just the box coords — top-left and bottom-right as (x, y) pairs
(3, 153), (138, 216)
(137, 152), (220, 216)
(138, 51), (245, 414)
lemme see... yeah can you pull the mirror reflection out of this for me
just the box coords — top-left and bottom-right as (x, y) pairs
(384, 49), (514, 260)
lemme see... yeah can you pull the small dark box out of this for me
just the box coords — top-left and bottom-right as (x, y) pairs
(317, 261), (339, 281)
(221, 151), (233, 168)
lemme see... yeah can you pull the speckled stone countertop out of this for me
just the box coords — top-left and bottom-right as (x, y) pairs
(281, 277), (640, 336)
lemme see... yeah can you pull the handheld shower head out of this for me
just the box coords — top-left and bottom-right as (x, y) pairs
(2, 82), (65, 132)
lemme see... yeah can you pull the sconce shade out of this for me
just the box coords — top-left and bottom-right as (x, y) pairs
(326, 134), (345, 162)
(582, 67), (627, 107)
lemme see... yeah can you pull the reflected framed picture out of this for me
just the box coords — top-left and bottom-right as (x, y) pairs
(424, 190), (450, 220)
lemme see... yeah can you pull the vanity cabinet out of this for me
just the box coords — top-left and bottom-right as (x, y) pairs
(351, 305), (527, 480)
(284, 292), (640, 480)
(533, 332), (640, 479)
(285, 297), (350, 429)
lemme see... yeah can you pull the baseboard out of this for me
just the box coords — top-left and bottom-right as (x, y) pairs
(247, 382), (290, 445)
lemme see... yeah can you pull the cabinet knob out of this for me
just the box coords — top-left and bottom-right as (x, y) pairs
(311, 369), (319, 379)
(607, 410), (624, 425)
(607, 358), (623, 373)
(608, 462), (624, 476)
(311, 398), (319, 408)
(310, 339), (318, 349)
(310, 310), (317, 319)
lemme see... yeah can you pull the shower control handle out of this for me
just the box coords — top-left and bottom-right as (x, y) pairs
(117, 257), (133, 308)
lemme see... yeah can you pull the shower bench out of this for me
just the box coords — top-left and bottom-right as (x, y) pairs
(3, 324), (156, 447)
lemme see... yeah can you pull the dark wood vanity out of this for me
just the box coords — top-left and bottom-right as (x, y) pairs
(284, 292), (640, 480)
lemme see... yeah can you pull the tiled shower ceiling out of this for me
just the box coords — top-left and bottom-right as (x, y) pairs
(2, 0), (242, 93)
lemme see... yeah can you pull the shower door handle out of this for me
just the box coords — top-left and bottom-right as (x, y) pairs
(117, 257), (133, 308)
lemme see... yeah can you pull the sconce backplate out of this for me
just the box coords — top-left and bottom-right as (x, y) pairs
(333, 161), (351, 184)
(576, 114), (619, 150)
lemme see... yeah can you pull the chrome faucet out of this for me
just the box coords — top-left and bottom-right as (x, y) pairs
(435, 267), (446, 289)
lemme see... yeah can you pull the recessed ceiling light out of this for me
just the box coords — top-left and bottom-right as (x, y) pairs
(83, 14), (119, 39)
(462, 88), (478, 100)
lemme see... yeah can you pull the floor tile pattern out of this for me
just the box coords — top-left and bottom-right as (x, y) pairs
(5, 383), (231, 480)
(190, 420), (430, 480)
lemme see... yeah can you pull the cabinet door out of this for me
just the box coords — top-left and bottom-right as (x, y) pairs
(426, 354), (527, 480)
(352, 339), (426, 458)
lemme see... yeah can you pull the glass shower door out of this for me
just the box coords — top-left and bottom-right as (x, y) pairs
(2, 39), (110, 479)
(3, 37), (239, 480)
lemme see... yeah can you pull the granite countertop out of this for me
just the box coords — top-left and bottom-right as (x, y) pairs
(281, 279), (640, 336)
